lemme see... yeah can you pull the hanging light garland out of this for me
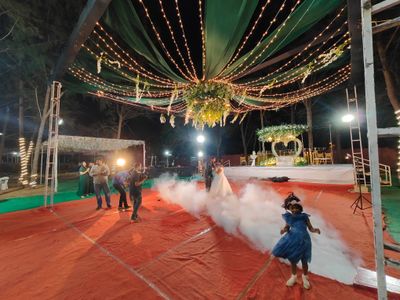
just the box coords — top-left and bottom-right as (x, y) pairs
(67, 1), (350, 128)
(18, 138), (34, 186)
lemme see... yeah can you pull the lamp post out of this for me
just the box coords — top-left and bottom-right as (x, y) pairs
(196, 134), (205, 174)
(164, 150), (171, 167)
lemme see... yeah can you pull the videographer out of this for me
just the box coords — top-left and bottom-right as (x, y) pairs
(129, 163), (147, 223)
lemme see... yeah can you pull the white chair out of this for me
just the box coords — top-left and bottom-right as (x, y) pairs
(0, 177), (9, 191)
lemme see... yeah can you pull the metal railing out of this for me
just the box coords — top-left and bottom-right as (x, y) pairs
(222, 160), (231, 167)
(353, 154), (392, 186)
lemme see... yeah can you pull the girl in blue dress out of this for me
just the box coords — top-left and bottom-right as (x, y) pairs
(272, 193), (321, 289)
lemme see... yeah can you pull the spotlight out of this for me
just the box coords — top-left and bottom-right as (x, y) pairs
(198, 151), (204, 158)
(58, 118), (64, 125)
(341, 114), (354, 123)
(116, 158), (126, 167)
(164, 150), (170, 156)
(196, 134), (205, 143)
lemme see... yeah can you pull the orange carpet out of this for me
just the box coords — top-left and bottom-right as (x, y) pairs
(0, 181), (399, 299)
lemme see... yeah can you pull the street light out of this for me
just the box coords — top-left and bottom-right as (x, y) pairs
(196, 134), (205, 144)
(0, 132), (3, 136)
(341, 114), (354, 123)
(164, 150), (171, 167)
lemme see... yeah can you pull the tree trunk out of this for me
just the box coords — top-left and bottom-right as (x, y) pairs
(0, 106), (10, 162)
(334, 128), (342, 164)
(304, 99), (313, 149)
(377, 40), (400, 112)
(291, 105), (295, 124)
(240, 122), (248, 157)
(116, 105), (127, 139)
(260, 110), (265, 152)
(377, 39), (400, 178)
(216, 127), (222, 158)
(117, 112), (123, 139)
(30, 86), (50, 186)
(18, 80), (24, 138)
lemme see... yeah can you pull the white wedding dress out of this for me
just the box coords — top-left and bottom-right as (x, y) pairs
(209, 166), (233, 197)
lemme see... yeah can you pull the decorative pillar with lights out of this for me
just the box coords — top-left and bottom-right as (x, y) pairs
(395, 109), (400, 178)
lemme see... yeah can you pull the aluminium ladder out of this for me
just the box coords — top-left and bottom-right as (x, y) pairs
(44, 81), (61, 208)
(346, 86), (368, 188)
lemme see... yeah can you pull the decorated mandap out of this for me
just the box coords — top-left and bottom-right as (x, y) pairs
(65, 0), (349, 128)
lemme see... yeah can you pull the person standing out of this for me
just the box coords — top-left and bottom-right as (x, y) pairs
(77, 161), (90, 198)
(87, 162), (95, 194)
(272, 195), (321, 289)
(129, 163), (147, 223)
(209, 162), (233, 197)
(112, 169), (131, 211)
(90, 158), (111, 210)
(204, 157), (216, 191)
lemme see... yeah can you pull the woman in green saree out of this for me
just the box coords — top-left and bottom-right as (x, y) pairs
(77, 161), (90, 198)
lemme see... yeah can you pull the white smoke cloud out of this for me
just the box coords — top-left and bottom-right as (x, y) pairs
(154, 175), (361, 284)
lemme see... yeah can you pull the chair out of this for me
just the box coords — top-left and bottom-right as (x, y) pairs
(324, 152), (333, 164)
(0, 177), (9, 191)
(313, 152), (325, 165)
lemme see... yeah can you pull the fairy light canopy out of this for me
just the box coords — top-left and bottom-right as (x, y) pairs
(65, 0), (350, 128)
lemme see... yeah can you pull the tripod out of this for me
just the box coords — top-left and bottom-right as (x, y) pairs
(350, 183), (371, 214)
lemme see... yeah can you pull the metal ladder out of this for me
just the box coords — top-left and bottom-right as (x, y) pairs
(346, 87), (392, 187)
(44, 81), (61, 208)
(346, 86), (367, 188)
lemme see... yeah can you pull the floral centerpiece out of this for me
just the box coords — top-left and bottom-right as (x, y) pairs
(257, 124), (308, 146)
(294, 156), (308, 166)
(184, 81), (233, 128)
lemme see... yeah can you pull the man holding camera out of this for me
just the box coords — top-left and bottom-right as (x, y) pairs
(129, 163), (147, 223)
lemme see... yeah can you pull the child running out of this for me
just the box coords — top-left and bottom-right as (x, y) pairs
(272, 193), (321, 289)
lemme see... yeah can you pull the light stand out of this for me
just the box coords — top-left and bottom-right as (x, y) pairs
(350, 182), (371, 214)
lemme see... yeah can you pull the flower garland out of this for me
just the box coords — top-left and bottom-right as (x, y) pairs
(184, 82), (233, 129)
(257, 124), (308, 143)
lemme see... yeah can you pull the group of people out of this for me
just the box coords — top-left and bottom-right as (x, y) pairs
(79, 156), (322, 288)
(77, 159), (146, 222)
(203, 157), (321, 289)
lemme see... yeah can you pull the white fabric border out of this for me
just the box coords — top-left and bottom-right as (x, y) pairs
(224, 164), (354, 184)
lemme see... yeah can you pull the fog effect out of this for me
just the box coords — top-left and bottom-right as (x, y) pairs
(154, 175), (361, 284)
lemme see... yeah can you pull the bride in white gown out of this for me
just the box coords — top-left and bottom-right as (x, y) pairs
(209, 163), (233, 197)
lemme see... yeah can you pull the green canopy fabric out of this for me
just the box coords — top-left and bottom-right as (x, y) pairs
(103, 0), (188, 83)
(204, 0), (258, 79)
(221, 0), (344, 78)
(65, 0), (349, 114)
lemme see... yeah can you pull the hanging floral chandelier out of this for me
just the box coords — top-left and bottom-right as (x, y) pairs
(184, 82), (234, 128)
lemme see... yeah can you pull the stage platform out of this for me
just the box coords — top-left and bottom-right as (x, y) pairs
(225, 164), (354, 184)
(1, 181), (399, 299)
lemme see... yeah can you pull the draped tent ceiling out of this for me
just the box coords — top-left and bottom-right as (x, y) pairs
(65, 0), (349, 128)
